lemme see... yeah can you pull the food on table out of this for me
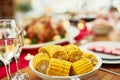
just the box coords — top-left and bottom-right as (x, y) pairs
(24, 16), (66, 45)
(109, 22), (120, 41)
(33, 44), (98, 76)
(92, 18), (112, 35)
(88, 45), (120, 56)
(24, 53), (34, 60)
(82, 53), (98, 66)
(64, 44), (83, 62)
(72, 58), (93, 75)
(52, 35), (61, 41)
(23, 37), (31, 45)
(33, 52), (50, 74)
(39, 45), (68, 60)
(46, 58), (72, 76)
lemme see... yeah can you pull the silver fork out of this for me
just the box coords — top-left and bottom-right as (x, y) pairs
(100, 68), (120, 76)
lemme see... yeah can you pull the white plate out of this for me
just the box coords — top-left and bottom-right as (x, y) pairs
(23, 26), (80, 49)
(80, 41), (120, 60)
(29, 53), (102, 80)
(102, 59), (120, 64)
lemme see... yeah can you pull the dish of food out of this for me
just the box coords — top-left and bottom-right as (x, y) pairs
(92, 18), (112, 35)
(29, 44), (102, 80)
(102, 59), (120, 64)
(23, 16), (80, 49)
(80, 41), (120, 60)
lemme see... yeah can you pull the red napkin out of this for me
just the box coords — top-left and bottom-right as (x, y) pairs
(88, 45), (120, 56)
(0, 48), (38, 79)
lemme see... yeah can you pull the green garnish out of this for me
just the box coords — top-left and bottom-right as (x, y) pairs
(60, 31), (66, 38)
(31, 38), (38, 44)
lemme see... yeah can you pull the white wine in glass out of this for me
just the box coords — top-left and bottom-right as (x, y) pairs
(12, 19), (29, 80)
(0, 19), (20, 80)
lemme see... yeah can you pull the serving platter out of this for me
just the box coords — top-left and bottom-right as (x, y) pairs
(23, 26), (80, 49)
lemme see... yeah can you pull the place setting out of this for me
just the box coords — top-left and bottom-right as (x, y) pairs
(1, 0), (120, 80)
(79, 41), (120, 76)
(79, 41), (120, 64)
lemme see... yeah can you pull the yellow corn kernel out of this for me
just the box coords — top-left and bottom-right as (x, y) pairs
(72, 58), (93, 75)
(33, 52), (50, 74)
(82, 53), (98, 66)
(46, 58), (72, 76)
(39, 45), (68, 60)
(64, 44), (83, 62)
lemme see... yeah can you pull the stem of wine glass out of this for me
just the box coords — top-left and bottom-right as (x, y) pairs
(15, 57), (20, 73)
(14, 47), (22, 75)
(4, 63), (12, 80)
(13, 56), (29, 80)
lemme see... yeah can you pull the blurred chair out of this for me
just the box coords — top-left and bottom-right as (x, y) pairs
(0, 0), (15, 19)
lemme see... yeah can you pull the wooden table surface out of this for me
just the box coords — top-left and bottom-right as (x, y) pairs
(1, 35), (120, 80)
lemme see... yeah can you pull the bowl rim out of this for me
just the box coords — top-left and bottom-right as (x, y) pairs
(29, 53), (102, 79)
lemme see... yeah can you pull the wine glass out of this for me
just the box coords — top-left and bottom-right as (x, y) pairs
(0, 19), (19, 80)
(12, 19), (29, 80)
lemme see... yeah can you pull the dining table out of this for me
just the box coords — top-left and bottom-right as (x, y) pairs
(1, 34), (120, 80)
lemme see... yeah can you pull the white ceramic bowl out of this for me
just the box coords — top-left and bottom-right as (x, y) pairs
(29, 54), (102, 80)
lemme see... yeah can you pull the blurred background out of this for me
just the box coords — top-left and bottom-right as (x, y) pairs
(0, 0), (119, 18)
(0, 0), (120, 42)
(0, 0), (118, 18)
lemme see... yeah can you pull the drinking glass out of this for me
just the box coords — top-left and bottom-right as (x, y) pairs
(12, 20), (29, 80)
(0, 19), (19, 80)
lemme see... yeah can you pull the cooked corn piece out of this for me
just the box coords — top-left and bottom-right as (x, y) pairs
(72, 58), (93, 75)
(64, 44), (83, 62)
(46, 58), (72, 76)
(82, 53), (98, 66)
(39, 45), (68, 60)
(38, 45), (55, 53)
(33, 52), (50, 74)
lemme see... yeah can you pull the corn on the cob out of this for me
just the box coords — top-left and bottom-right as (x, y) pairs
(38, 45), (55, 54)
(39, 45), (68, 60)
(72, 58), (93, 75)
(64, 44), (83, 62)
(46, 58), (72, 76)
(33, 52), (50, 74)
(82, 53), (98, 66)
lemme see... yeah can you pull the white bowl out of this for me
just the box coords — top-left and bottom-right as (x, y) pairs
(29, 54), (102, 80)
